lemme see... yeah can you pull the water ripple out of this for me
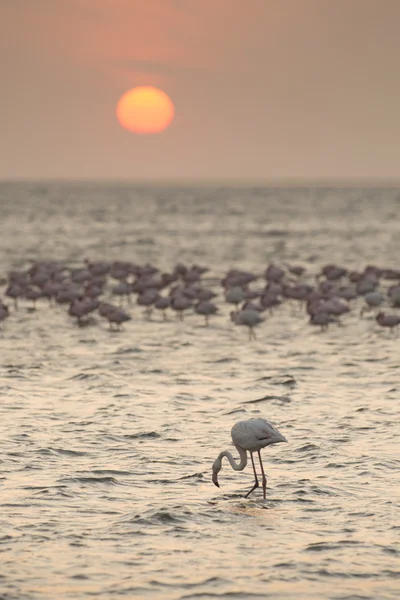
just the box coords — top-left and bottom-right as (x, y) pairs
(0, 184), (399, 600)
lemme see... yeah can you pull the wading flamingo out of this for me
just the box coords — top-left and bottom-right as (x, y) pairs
(212, 418), (287, 499)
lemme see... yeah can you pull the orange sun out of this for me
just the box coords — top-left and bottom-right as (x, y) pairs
(116, 86), (175, 134)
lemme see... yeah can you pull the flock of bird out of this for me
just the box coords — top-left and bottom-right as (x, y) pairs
(1, 258), (400, 338)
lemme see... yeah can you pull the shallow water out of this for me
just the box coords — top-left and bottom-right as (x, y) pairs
(0, 183), (399, 599)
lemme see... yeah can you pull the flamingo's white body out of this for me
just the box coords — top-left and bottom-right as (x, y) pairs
(212, 418), (287, 499)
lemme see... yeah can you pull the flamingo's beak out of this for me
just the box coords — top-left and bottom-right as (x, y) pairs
(212, 472), (220, 487)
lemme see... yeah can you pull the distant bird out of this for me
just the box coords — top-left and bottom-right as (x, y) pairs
(321, 296), (350, 317)
(194, 300), (218, 326)
(260, 291), (281, 313)
(356, 275), (379, 295)
(170, 293), (192, 320)
(137, 287), (159, 319)
(5, 283), (24, 309)
(264, 263), (285, 283)
(68, 296), (98, 326)
(154, 295), (171, 320)
(24, 286), (43, 309)
(112, 281), (132, 304)
(212, 418), (287, 499)
(225, 286), (245, 309)
(376, 312), (400, 332)
(318, 264), (347, 281)
(107, 307), (131, 330)
(98, 302), (131, 330)
(230, 309), (264, 340)
(360, 291), (385, 316)
(309, 311), (336, 331)
(336, 284), (358, 301)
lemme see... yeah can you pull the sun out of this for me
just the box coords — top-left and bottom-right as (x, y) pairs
(116, 86), (175, 134)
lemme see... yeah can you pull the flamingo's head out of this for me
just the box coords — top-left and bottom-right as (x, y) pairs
(212, 456), (222, 487)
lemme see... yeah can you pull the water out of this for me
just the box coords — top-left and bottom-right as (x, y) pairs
(0, 183), (399, 600)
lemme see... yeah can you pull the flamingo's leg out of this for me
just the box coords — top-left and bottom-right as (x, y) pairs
(245, 452), (259, 498)
(257, 450), (268, 499)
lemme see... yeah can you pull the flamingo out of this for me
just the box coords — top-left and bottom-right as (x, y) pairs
(212, 418), (287, 499)
(24, 286), (43, 309)
(170, 293), (192, 320)
(68, 296), (99, 326)
(106, 307), (131, 330)
(376, 312), (400, 332)
(137, 288), (159, 319)
(230, 309), (264, 340)
(360, 291), (385, 316)
(225, 286), (245, 309)
(309, 311), (336, 331)
(154, 296), (171, 320)
(5, 282), (24, 309)
(112, 281), (132, 305)
(194, 300), (218, 325)
(317, 264), (347, 281)
(264, 264), (285, 283)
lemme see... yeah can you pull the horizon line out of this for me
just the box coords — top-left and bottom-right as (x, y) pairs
(1, 176), (400, 188)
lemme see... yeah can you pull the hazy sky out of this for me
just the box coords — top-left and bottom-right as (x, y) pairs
(2, 0), (400, 181)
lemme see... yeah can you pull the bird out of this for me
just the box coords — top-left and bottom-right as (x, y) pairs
(170, 293), (192, 320)
(360, 290), (385, 316)
(376, 312), (400, 332)
(230, 309), (264, 340)
(212, 418), (287, 499)
(137, 287), (159, 319)
(309, 311), (337, 331)
(154, 295), (171, 320)
(98, 302), (131, 330)
(194, 300), (218, 325)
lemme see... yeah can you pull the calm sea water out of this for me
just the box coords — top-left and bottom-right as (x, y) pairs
(0, 183), (399, 600)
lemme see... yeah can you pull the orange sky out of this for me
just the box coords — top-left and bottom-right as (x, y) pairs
(1, 0), (400, 181)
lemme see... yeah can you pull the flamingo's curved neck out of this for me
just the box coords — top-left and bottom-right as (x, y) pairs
(221, 445), (248, 472)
